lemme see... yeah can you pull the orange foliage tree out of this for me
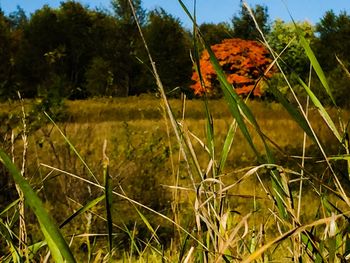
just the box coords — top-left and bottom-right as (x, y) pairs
(191, 38), (273, 97)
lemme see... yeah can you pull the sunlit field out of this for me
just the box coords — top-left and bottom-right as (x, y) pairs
(1, 0), (350, 262)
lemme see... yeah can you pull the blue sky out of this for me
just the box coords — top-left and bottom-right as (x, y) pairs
(1, 0), (349, 28)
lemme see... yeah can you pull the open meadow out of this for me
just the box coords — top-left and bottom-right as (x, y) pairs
(1, 0), (350, 261)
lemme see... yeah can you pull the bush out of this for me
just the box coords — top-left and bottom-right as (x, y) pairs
(191, 38), (274, 97)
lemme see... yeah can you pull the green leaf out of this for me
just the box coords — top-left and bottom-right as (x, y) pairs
(44, 112), (99, 184)
(59, 195), (105, 229)
(268, 84), (315, 142)
(204, 98), (215, 177)
(0, 199), (20, 217)
(0, 149), (76, 263)
(295, 26), (336, 106)
(328, 154), (350, 161)
(218, 120), (238, 174)
(134, 205), (160, 244)
(123, 223), (141, 257)
(295, 74), (342, 143)
(0, 218), (22, 263)
(103, 157), (113, 254)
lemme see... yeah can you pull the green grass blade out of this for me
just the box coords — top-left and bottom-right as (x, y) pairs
(295, 74), (342, 143)
(178, 230), (191, 262)
(123, 223), (141, 257)
(0, 199), (20, 217)
(44, 112), (99, 184)
(204, 15), (289, 219)
(301, 232), (325, 262)
(134, 206), (160, 244)
(27, 241), (47, 256)
(0, 149), (76, 263)
(41, 226), (64, 262)
(59, 195), (105, 229)
(103, 157), (113, 254)
(295, 26), (336, 106)
(328, 154), (350, 161)
(0, 218), (22, 263)
(119, 186), (160, 244)
(218, 120), (237, 174)
(204, 98), (215, 177)
(268, 84), (315, 142)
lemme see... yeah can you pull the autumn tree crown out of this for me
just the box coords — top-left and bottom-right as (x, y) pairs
(191, 38), (274, 97)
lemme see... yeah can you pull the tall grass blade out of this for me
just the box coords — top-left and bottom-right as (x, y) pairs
(0, 199), (20, 217)
(205, 47), (261, 159)
(218, 120), (237, 174)
(328, 154), (350, 161)
(44, 112), (99, 184)
(295, 74), (342, 143)
(134, 206), (160, 244)
(0, 218), (22, 263)
(59, 195), (105, 228)
(268, 84), (315, 142)
(295, 26), (336, 106)
(190, 1), (215, 173)
(204, 98), (216, 177)
(103, 140), (113, 255)
(0, 149), (76, 263)
(124, 223), (141, 257)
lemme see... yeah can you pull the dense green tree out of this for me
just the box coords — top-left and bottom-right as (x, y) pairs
(111, 0), (146, 95)
(266, 20), (316, 102)
(15, 5), (64, 97)
(0, 11), (15, 98)
(267, 19), (315, 76)
(315, 10), (350, 71)
(57, 1), (97, 97)
(0, 7), (27, 99)
(15, 2), (134, 98)
(232, 4), (270, 40)
(144, 8), (192, 94)
(313, 10), (350, 107)
(8, 6), (27, 29)
(86, 12), (129, 96)
(112, 0), (145, 25)
(85, 57), (114, 96)
(199, 22), (233, 46)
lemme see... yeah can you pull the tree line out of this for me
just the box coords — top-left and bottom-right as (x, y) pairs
(0, 0), (349, 106)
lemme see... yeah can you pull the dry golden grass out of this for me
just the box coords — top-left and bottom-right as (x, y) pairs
(1, 95), (348, 261)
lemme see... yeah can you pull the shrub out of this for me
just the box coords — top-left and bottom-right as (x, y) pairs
(191, 38), (274, 97)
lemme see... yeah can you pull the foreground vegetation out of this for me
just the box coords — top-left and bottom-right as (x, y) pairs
(0, 93), (349, 262)
(1, 0), (350, 107)
(1, 1), (350, 262)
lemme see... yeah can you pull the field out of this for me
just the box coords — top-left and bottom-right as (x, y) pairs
(1, 7), (350, 259)
(1, 94), (350, 262)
